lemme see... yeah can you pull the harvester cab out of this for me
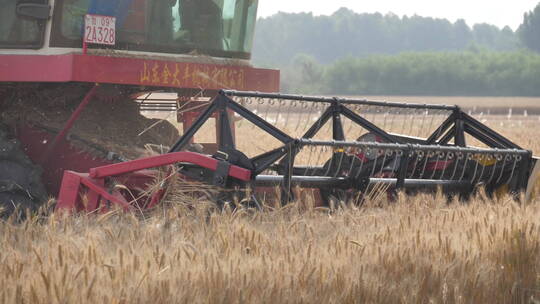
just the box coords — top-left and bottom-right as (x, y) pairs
(0, 0), (279, 215)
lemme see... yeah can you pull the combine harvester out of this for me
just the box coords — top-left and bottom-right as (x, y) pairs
(1, 1), (539, 214)
(0, 0), (277, 215)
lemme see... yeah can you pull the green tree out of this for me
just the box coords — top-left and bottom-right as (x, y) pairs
(253, 9), (520, 66)
(280, 54), (325, 93)
(313, 51), (540, 96)
(519, 2), (540, 52)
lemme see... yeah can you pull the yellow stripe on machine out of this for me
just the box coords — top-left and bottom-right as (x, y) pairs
(472, 154), (497, 166)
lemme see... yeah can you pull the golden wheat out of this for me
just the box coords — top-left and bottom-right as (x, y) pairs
(1, 195), (539, 303)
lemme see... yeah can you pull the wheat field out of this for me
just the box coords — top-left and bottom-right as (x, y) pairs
(1, 97), (540, 304)
(2, 195), (540, 303)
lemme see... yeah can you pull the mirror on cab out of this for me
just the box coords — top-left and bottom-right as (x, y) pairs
(16, 3), (50, 20)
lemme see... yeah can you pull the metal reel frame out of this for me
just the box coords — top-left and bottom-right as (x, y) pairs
(168, 90), (535, 206)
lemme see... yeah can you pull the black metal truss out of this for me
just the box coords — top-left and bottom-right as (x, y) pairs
(169, 90), (534, 203)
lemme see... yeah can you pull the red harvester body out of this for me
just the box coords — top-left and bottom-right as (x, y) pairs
(0, 0), (278, 215)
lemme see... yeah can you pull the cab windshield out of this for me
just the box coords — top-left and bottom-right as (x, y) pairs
(52, 0), (258, 59)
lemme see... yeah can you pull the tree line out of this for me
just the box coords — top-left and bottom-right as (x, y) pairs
(281, 50), (540, 96)
(253, 8), (519, 66)
(253, 3), (540, 96)
(520, 2), (540, 52)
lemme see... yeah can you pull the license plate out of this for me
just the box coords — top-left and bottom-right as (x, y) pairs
(84, 14), (116, 46)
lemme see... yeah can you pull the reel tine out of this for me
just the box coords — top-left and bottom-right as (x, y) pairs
(448, 152), (457, 180)
(369, 150), (380, 178)
(433, 110), (444, 140)
(295, 101), (306, 132)
(279, 99), (287, 126)
(264, 98), (275, 121)
(469, 154), (481, 184)
(437, 151), (449, 180)
(401, 108), (409, 136)
(347, 151), (357, 177)
(276, 98), (285, 128)
(371, 106), (379, 126)
(238, 97), (250, 127)
(403, 109), (412, 136)
(504, 154), (521, 186)
(284, 99), (293, 130)
(418, 109), (428, 138)
(236, 98), (244, 128)
(441, 151), (452, 180)
(388, 108), (396, 133)
(303, 145), (315, 176)
(254, 96), (263, 118)
(305, 102), (315, 127)
(377, 149), (389, 176)
(449, 151), (462, 181)
(428, 109), (437, 137)
(323, 145), (334, 177)
(459, 153), (471, 182)
(408, 108), (416, 136)
(354, 147), (367, 179)
(397, 109), (407, 135)
(496, 155), (509, 184)
(382, 109), (389, 131)
(429, 150), (440, 180)
(477, 154), (489, 183)
(239, 96), (246, 107)
(311, 145), (324, 177)
(333, 149), (346, 177)
(377, 106), (383, 126)
(487, 153), (502, 184)
(407, 149), (418, 179)
(275, 99), (283, 129)
(419, 150), (430, 179)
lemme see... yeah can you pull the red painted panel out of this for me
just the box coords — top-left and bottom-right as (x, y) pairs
(90, 151), (251, 181)
(16, 125), (113, 196)
(0, 54), (280, 92)
(0, 55), (74, 82)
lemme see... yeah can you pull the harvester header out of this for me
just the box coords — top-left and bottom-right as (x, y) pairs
(56, 90), (539, 212)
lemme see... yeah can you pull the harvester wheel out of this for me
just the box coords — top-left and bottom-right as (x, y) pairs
(0, 125), (47, 218)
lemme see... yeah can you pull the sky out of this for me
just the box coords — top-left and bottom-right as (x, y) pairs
(257, 0), (539, 30)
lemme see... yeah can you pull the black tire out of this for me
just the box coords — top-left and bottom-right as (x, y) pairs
(0, 124), (47, 218)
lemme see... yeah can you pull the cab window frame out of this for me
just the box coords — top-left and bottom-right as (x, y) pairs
(49, 0), (254, 60)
